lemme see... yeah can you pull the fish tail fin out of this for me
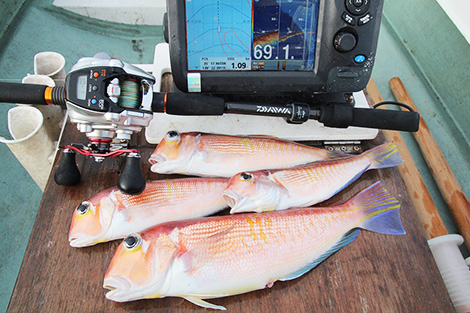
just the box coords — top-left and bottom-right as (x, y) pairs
(350, 181), (405, 235)
(365, 142), (403, 170)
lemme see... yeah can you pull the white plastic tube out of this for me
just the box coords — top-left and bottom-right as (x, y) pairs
(428, 234), (470, 313)
(21, 74), (64, 142)
(33, 51), (66, 87)
(0, 106), (55, 191)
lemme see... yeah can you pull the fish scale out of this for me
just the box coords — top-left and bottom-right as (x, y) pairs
(166, 208), (357, 288)
(273, 155), (370, 190)
(202, 136), (308, 155)
(118, 179), (227, 208)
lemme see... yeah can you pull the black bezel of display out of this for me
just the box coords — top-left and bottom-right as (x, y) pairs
(166, 0), (384, 95)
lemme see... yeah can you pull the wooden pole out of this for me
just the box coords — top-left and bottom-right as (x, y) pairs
(389, 77), (470, 249)
(366, 78), (448, 240)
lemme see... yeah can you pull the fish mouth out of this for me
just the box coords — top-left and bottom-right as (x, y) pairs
(149, 154), (166, 165)
(224, 189), (278, 213)
(104, 275), (133, 302)
(223, 190), (244, 213)
(69, 234), (97, 248)
(149, 154), (168, 173)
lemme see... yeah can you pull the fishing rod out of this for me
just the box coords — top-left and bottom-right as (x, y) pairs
(0, 54), (419, 195)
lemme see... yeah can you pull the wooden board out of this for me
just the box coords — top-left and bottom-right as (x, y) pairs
(7, 87), (455, 312)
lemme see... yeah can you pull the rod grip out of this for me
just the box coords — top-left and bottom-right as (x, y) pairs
(0, 82), (48, 105)
(152, 92), (225, 115)
(320, 103), (420, 132)
(351, 107), (420, 132)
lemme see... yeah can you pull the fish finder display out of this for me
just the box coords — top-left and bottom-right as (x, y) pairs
(185, 0), (320, 72)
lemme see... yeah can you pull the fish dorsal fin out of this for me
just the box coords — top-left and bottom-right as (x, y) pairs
(183, 296), (227, 310)
(280, 229), (360, 281)
(180, 223), (236, 273)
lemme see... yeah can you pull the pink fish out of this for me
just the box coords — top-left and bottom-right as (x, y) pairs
(103, 181), (405, 310)
(149, 131), (338, 177)
(223, 142), (402, 213)
(69, 177), (229, 247)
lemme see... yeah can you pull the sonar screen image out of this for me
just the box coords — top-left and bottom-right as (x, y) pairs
(185, 0), (319, 71)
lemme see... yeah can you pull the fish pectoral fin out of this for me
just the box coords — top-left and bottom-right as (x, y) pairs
(181, 223), (236, 273)
(183, 296), (227, 310)
(280, 229), (360, 281)
(196, 145), (208, 157)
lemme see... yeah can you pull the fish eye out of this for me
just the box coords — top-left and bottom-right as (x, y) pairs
(166, 130), (180, 142)
(76, 201), (90, 215)
(123, 234), (141, 250)
(240, 172), (252, 181)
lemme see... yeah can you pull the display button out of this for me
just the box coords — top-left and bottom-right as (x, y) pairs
(91, 99), (98, 105)
(342, 12), (356, 25)
(354, 54), (366, 63)
(358, 13), (372, 25)
(92, 85), (98, 91)
(346, 0), (370, 16)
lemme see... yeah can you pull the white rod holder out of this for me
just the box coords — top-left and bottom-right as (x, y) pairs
(428, 234), (470, 313)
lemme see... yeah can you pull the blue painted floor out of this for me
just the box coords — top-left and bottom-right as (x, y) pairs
(0, 1), (468, 312)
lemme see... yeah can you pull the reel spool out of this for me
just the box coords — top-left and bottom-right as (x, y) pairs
(119, 78), (141, 109)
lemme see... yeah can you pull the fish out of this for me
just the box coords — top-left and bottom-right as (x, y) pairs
(223, 142), (402, 214)
(148, 131), (339, 177)
(103, 181), (405, 310)
(68, 177), (229, 247)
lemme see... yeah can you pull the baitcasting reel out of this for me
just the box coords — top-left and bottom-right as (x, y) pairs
(56, 53), (155, 194)
(0, 53), (155, 195)
(65, 52), (155, 145)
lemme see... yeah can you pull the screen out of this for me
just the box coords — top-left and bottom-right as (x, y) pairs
(185, 0), (320, 72)
(76, 75), (87, 100)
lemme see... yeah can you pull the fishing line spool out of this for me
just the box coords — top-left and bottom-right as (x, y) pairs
(118, 78), (141, 109)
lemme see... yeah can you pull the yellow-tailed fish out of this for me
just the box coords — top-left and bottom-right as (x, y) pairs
(224, 142), (402, 214)
(103, 181), (405, 310)
(69, 177), (229, 247)
(149, 131), (338, 177)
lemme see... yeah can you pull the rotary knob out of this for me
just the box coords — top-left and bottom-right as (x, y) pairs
(334, 31), (357, 52)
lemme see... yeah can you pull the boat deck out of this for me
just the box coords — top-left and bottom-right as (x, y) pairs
(0, 0), (469, 311)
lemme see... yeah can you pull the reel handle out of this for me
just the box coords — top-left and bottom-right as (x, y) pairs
(54, 149), (81, 186)
(117, 153), (146, 195)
